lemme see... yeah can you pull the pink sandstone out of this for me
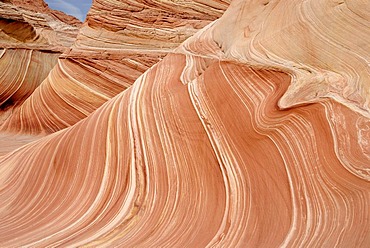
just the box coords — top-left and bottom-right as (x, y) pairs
(0, 0), (369, 247)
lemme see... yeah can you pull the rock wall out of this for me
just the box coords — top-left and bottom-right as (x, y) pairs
(1, 0), (230, 133)
(0, 0), (369, 247)
(0, 0), (80, 151)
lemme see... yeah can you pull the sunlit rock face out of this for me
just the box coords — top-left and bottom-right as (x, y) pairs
(9, 0), (82, 27)
(0, 0), (369, 247)
(0, 0), (80, 50)
(0, 0), (80, 152)
(0, 0), (80, 117)
(0, 49), (59, 110)
(1, 0), (230, 133)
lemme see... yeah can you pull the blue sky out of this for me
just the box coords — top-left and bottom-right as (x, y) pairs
(44, 0), (92, 21)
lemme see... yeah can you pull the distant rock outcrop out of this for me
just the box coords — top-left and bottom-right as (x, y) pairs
(5, 0), (81, 27)
(0, 0), (80, 50)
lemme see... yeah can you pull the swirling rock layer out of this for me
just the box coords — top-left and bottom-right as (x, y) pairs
(0, 49), (59, 111)
(1, 0), (231, 133)
(1, 53), (369, 247)
(0, 0), (369, 247)
(0, 0), (80, 129)
(0, 0), (80, 156)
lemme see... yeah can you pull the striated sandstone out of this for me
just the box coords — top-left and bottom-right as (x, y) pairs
(0, 0), (80, 50)
(0, 49), (59, 111)
(0, 0), (81, 111)
(0, 0), (369, 247)
(1, 0), (231, 133)
(8, 0), (82, 27)
(0, 0), (81, 148)
(209, 0), (370, 117)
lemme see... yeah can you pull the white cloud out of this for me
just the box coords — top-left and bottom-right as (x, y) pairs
(47, 0), (85, 21)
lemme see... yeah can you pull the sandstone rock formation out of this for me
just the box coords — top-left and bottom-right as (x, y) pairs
(0, 0), (81, 151)
(0, 0), (80, 50)
(1, 0), (230, 133)
(9, 0), (82, 27)
(0, 0), (81, 108)
(0, 0), (369, 247)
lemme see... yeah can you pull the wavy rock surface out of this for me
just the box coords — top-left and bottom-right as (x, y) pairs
(0, 0), (80, 149)
(0, 49), (59, 110)
(1, 0), (230, 133)
(0, 0), (81, 112)
(0, 0), (369, 247)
